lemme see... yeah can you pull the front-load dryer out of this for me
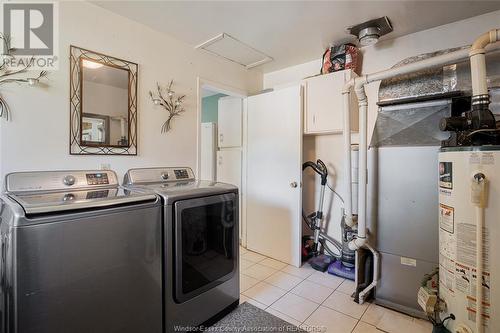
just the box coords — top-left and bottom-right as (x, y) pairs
(0, 170), (163, 333)
(123, 167), (239, 331)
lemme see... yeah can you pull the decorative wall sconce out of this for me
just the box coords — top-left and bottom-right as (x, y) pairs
(0, 33), (48, 120)
(149, 80), (186, 133)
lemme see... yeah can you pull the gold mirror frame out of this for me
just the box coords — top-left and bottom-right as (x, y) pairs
(70, 45), (138, 155)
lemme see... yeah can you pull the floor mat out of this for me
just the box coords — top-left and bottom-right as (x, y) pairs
(211, 302), (306, 332)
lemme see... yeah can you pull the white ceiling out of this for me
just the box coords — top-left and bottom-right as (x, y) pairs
(92, 1), (500, 73)
(83, 63), (129, 89)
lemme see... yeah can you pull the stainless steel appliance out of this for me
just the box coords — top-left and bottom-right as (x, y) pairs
(123, 167), (239, 331)
(0, 170), (162, 333)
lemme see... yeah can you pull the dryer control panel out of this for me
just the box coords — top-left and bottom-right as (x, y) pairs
(124, 167), (195, 185)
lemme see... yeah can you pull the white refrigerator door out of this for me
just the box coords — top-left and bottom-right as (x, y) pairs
(216, 149), (242, 188)
(218, 97), (243, 148)
(246, 85), (302, 267)
(217, 148), (243, 239)
(200, 122), (217, 181)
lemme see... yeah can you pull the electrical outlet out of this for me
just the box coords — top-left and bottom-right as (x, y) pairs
(100, 163), (111, 170)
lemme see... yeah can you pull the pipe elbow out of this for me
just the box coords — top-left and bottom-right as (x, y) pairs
(344, 214), (356, 228)
(470, 29), (500, 55)
(353, 77), (368, 103)
(348, 237), (366, 251)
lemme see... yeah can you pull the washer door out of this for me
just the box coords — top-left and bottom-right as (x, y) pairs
(173, 193), (238, 303)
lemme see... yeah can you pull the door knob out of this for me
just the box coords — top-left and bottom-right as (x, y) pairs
(290, 181), (298, 188)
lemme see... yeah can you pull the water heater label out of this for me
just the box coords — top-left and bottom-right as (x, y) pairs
(439, 162), (453, 189)
(439, 204), (454, 233)
(457, 223), (490, 272)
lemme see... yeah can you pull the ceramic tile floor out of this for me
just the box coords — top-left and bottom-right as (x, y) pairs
(239, 246), (433, 333)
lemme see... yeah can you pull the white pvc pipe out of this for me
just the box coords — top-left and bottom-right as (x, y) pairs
(351, 145), (359, 215)
(358, 242), (379, 304)
(367, 48), (469, 83)
(470, 29), (500, 96)
(342, 89), (354, 227)
(356, 83), (368, 243)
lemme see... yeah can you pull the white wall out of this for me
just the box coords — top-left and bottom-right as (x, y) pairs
(264, 9), (500, 241)
(0, 1), (261, 186)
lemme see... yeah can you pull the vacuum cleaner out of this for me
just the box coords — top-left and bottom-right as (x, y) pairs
(302, 159), (356, 280)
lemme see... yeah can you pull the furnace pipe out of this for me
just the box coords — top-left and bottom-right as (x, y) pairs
(342, 89), (354, 227)
(470, 29), (500, 97)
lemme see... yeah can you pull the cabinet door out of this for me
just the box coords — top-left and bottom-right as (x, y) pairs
(304, 70), (355, 134)
(218, 97), (243, 148)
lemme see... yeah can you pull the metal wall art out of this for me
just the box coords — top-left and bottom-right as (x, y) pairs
(0, 33), (47, 120)
(149, 80), (185, 133)
(70, 45), (138, 155)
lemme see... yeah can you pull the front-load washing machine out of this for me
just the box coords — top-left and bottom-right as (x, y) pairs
(123, 167), (239, 331)
(0, 170), (163, 333)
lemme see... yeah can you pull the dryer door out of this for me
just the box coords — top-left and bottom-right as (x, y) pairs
(173, 193), (238, 303)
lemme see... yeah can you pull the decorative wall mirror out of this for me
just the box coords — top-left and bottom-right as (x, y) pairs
(70, 46), (138, 155)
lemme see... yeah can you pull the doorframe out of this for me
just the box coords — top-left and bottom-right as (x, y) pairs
(196, 77), (249, 247)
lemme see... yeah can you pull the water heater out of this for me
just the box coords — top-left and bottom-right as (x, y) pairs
(438, 147), (500, 333)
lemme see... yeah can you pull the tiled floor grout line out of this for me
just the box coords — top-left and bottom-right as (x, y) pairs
(241, 249), (407, 333)
(241, 256), (319, 324)
(240, 250), (432, 333)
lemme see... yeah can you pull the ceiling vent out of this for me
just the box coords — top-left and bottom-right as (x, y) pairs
(195, 33), (273, 69)
(347, 16), (393, 46)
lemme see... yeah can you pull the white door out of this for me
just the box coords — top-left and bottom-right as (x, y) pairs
(218, 97), (243, 148)
(217, 148), (243, 238)
(200, 122), (216, 181)
(246, 85), (302, 267)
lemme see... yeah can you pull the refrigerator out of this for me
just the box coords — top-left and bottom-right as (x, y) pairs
(201, 122), (217, 181)
(216, 96), (243, 239)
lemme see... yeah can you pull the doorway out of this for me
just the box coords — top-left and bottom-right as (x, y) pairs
(196, 78), (247, 246)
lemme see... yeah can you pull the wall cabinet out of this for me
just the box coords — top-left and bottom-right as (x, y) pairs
(303, 69), (358, 135)
(218, 97), (243, 148)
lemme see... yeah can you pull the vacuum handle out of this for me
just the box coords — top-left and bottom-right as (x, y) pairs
(316, 159), (328, 185)
(302, 160), (328, 185)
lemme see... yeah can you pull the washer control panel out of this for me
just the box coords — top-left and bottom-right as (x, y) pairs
(86, 173), (110, 185)
(6, 170), (118, 193)
(174, 169), (190, 180)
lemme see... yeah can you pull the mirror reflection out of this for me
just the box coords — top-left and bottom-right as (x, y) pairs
(81, 59), (129, 147)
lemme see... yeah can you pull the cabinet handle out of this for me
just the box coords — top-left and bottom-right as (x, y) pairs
(290, 181), (298, 188)
(312, 115), (316, 124)
(219, 133), (224, 143)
